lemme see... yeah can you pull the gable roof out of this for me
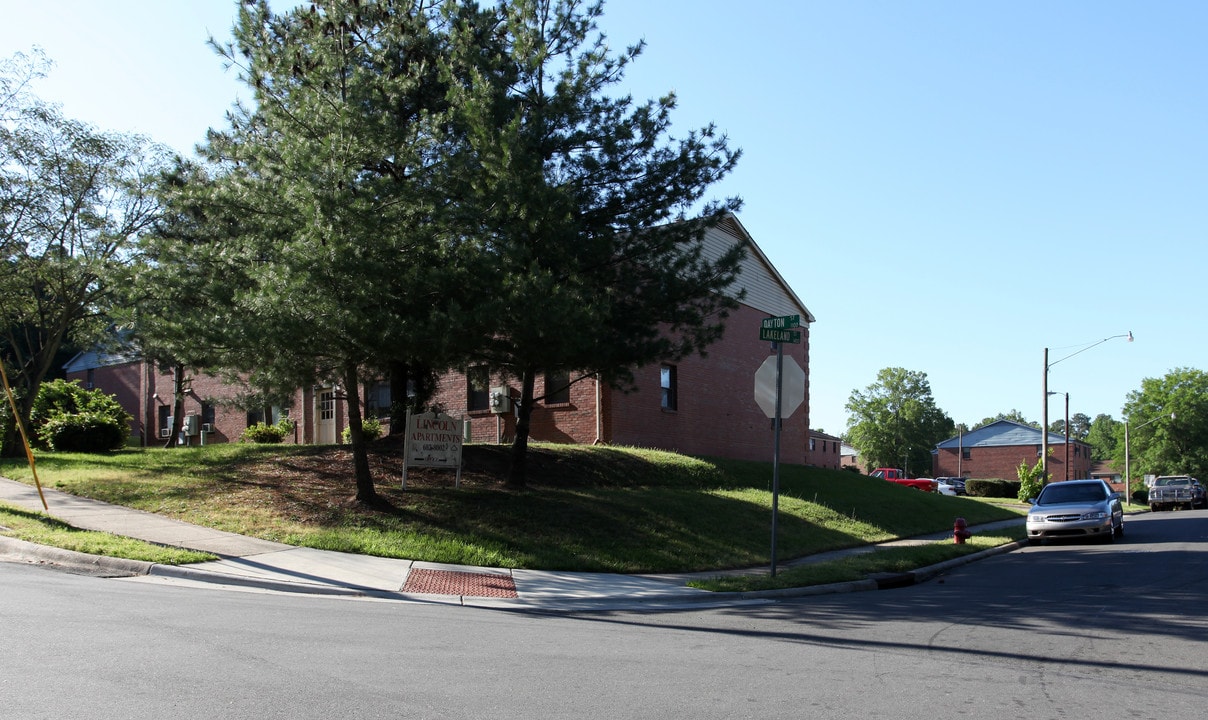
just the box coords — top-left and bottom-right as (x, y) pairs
(704, 213), (815, 324)
(62, 333), (140, 373)
(935, 419), (1082, 449)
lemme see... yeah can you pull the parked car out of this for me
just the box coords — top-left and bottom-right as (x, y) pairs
(936, 479), (959, 496)
(1148, 475), (1207, 511)
(1026, 479), (1123, 544)
(869, 468), (937, 492)
(935, 477), (967, 495)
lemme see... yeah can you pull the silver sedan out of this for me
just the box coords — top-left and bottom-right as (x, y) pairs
(1026, 479), (1124, 544)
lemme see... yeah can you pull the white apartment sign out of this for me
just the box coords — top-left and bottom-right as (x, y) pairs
(402, 411), (464, 489)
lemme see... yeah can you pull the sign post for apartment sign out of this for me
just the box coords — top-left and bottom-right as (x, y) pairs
(401, 411), (464, 490)
(754, 315), (804, 577)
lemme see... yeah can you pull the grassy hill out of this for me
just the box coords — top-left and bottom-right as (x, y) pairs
(1, 441), (1023, 574)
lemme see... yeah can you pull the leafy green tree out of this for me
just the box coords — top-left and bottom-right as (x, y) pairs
(845, 368), (955, 475)
(1048, 412), (1091, 440)
(445, 0), (744, 487)
(1, 50), (167, 457)
(976, 410), (1038, 429)
(1117, 367), (1208, 479)
(133, 1), (466, 502)
(1085, 413), (1120, 461)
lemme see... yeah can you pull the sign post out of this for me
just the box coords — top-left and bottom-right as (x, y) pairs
(754, 315), (804, 576)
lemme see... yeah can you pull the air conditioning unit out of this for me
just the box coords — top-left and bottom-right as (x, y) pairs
(201, 423), (213, 433)
(183, 415), (200, 436)
(489, 386), (511, 414)
(159, 428), (171, 439)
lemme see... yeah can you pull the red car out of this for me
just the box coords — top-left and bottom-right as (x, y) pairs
(870, 468), (938, 492)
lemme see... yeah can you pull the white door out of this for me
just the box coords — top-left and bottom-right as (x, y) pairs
(316, 388), (337, 444)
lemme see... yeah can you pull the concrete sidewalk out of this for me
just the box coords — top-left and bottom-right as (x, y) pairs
(0, 476), (1025, 610)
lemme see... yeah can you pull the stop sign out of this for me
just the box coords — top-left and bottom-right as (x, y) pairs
(754, 355), (805, 419)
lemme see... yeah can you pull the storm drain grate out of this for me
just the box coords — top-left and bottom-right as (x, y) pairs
(402, 568), (518, 598)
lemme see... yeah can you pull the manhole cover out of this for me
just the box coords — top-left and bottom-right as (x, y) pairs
(402, 568), (518, 598)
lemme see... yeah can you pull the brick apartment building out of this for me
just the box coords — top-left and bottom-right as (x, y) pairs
(66, 215), (816, 464)
(807, 430), (843, 469)
(932, 419), (1093, 482)
(430, 214), (816, 463)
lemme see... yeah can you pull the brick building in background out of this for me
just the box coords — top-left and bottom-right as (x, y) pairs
(932, 419), (1093, 482)
(430, 214), (816, 463)
(66, 215), (815, 463)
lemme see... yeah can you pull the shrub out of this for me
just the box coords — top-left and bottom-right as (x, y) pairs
(1016, 457), (1045, 502)
(966, 477), (1021, 499)
(342, 417), (383, 444)
(241, 418), (295, 444)
(28, 379), (132, 452)
(38, 412), (128, 452)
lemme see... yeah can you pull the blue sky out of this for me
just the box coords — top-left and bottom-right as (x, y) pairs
(5, 1), (1204, 437)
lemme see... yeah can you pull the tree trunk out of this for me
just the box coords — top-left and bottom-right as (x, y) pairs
(388, 360), (409, 436)
(162, 363), (185, 449)
(507, 369), (537, 489)
(344, 363), (378, 504)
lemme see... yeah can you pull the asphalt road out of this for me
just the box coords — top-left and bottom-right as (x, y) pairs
(2, 510), (1206, 719)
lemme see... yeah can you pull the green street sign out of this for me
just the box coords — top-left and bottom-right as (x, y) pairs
(760, 314), (801, 330)
(759, 328), (801, 344)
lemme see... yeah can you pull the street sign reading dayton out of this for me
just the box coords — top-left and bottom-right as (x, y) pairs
(758, 314), (801, 343)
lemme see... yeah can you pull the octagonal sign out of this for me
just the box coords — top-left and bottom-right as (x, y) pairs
(754, 355), (805, 419)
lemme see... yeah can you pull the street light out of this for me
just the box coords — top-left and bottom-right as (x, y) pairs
(1043, 332), (1132, 482)
(1124, 411), (1174, 506)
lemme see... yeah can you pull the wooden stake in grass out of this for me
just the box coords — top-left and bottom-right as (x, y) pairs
(0, 358), (47, 511)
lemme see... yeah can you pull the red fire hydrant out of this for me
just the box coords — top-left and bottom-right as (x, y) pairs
(953, 517), (973, 544)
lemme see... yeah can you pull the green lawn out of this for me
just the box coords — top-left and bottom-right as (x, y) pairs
(0, 443), (1025, 580)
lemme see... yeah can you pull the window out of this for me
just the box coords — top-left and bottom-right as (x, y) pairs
(366, 381), (391, 418)
(809, 438), (816, 451)
(467, 366), (490, 412)
(201, 402), (216, 431)
(247, 408), (265, 427)
(962, 448), (971, 460)
(660, 365), (677, 411)
(86, 368), (95, 389)
(158, 406), (171, 435)
(544, 371), (571, 405)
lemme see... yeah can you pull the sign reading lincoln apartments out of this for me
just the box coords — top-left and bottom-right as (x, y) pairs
(402, 411), (464, 488)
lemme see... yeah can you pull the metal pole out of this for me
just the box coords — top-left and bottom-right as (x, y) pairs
(1064, 392), (1070, 481)
(1124, 421), (1130, 506)
(1042, 348), (1049, 482)
(770, 341), (783, 577)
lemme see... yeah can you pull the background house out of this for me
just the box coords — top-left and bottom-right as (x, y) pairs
(64, 352), (344, 447)
(65, 215), (811, 463)
(429, 215), (816, 464)
(932, 419), (1093, 482)
(807, 430), (843, 469)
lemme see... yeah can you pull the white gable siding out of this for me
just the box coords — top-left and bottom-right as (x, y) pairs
(700, 219), (811, 321)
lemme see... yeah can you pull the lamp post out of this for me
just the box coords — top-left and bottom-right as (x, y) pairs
(1124, 411), (1174, 506)
(1043, 332), (1132, 482)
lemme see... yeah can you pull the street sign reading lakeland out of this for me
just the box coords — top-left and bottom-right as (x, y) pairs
(402, 411), (464, 489)
(758, 314), (801, 344)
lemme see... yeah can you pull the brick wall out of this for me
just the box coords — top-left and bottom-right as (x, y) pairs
(429, 302), (811, 464)
(933, 442), (1093, 481)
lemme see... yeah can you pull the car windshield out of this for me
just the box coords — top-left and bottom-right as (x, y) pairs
(1039, 484), (1107, 504)
(1156, 478), (1189, 487)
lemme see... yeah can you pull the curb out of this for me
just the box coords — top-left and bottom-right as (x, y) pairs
(0, 535), (154, 577)
(3, 536), (1030, 610)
